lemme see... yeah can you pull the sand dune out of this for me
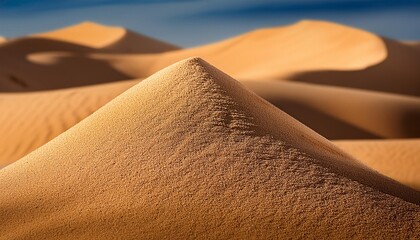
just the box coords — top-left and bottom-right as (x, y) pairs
(2, 79), (418, 168)
(0, 58), (418, 239)
(334, 139), (420, 191)
(243, 81), (420, 139)
(34, 21), (179, 53)
(0, 36), (6, 43)
(403, 41), (420, 51)
(0, 80), (136, 167)
(10, 20), (420, 96)
(120, 20), (389, 79)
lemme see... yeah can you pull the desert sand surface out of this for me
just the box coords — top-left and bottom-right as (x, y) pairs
(0, 80), (137, 167)
(0, 59), (418, 239)
(0, 19), (419, 239)
(334, 139), (420, 191)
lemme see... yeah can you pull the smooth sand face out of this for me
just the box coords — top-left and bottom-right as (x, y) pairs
(34, 21), (127, 48)
(243, 81), (420, 139)
(334, 139), (420, 191)
(0, 58), (418, 239)
(0, 80), (137, 167)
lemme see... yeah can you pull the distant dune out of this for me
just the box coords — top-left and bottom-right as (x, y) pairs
(34, 21), (180, 53)
(334, 139), (420, 191)
(3, 20), (420, 96)
(0, 22), (180, 91)
(0, 59), (418, 239)
(243, 81), (420, 139)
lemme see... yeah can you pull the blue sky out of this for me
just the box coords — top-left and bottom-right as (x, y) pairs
(0, 0), (419, 47)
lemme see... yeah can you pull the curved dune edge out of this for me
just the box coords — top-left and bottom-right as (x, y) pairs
(0, 80), (137, 167)
(45, 20), (388, 80)
(33, 21), (179, 53)
(1, 58), (418, 239)
(242, 80), (420, 139)
(334, 139), (420, 191)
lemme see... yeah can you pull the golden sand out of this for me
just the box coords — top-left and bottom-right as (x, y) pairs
(0, 58), (418, 239)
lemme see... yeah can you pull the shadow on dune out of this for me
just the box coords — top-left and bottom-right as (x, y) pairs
(263, 99), (380, 140)
(0, 38), (132, 92)
(0, 38), (94, 54)
(102, 29), (180, 54)
(289, 38), (420, 97)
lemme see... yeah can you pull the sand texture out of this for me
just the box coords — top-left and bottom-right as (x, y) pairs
(0, 58), (418, 239)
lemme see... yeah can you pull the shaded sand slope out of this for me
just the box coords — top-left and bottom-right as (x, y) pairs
(34, 21), (179, 53)
(403, 41), (420, 51)
(243, 81), (420, 139)
(1, 58), (418, 239)
(334, 139), (420, 191)
(0, 80), (136, 167)
(0, 38), (128, 91)
(290, 38), (420, 96)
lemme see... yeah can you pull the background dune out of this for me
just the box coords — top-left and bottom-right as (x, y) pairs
(334, 139), (420, 191)
(0, 59), (418, 239)
(243, 81), (420, 139)
(0, 22), (177, 91)
(5, 20), (420, 97)
(34, 21), (179, 53)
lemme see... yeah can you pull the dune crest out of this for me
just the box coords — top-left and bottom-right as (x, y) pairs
(34, 21), (179, 53)
(0, 58), (418, 239)
(101, 20), (388, 79)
